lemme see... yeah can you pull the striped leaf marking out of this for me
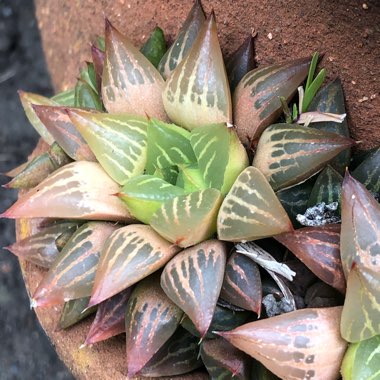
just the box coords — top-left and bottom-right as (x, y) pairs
(181, 304), (249, 339)
(5, 143), (71, 189)
(19, 91), (57, 144)
(51, 89), (76, 106)
(163, 14), (232, 131)
(341, 335), (380, 380)
(307, 165), (343, 208)
(32, 222), (118, 307)
(276, 176), (316, 227)
(308, 78), (350, 174)
(218, 307), (347, 380)
(275, 224), (346, 294)
(32, 105), (96, 161)
(252, 123), (354, 191)
(150, 188), (223, 248)
(139, 327), (202, 377)
(85, 287), (133, 345)
(102, 20), (167, 120)
(176, 163), (207, 192)
(59, 297), (96, 329)
(125, 273), (183, 377)
(200, 338), (252, 379)
(5, 222), (79, 268)
(340, 173), (380, 342)
(154, 166), (179, 185)
(146, 118), (196, 174)
(190, 124), (249, 194)
(352, 146), (380, 196)
(68, 110), (148, 185)
(217, 166), (293, 242)
(220, 251), (262, 314)
(119, 175), (186, 224)
(158, 0), (205, 79)
(89, 225), (181, 307)
(2, 161), (134, 222)
(233, 57), (311, 145)
(161, 240), (227, 337)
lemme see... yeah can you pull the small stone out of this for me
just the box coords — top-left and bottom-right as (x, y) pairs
(362, 3), (368, 10)
(267, 32), (273, 40)
(358, 96), (369, 103)
(351, 80), (356, 85)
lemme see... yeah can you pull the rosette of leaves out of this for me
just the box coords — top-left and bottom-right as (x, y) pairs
(2, 0), (379, 378)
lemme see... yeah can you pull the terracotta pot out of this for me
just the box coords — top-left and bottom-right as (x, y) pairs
(18, 0), (380, 378)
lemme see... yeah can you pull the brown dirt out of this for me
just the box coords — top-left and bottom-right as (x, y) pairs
(21, 0), (380, 379)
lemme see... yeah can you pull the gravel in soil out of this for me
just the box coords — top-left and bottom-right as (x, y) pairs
(0, 0), (73, 378)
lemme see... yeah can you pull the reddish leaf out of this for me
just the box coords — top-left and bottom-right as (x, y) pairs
(275, 224), (346, 294)
(85, 288), (133, 345)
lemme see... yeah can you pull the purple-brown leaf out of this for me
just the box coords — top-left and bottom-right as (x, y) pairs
(220, 251), (262, 314)
(89, 224), (181, 307)
(85, 288), (133, 345)
(161, 239), (227, 337)
(125, 273), (183, 377)
(275, 224), (346, 293)
(31, 222), (118, 307)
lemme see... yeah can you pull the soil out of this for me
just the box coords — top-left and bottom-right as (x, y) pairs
(5, 0), (380, 379)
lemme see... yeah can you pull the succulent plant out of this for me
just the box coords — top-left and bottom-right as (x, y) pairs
(2, 1), (380, 379)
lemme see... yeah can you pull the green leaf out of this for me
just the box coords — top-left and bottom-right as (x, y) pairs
(102, 19), (167, 120)
(119, 175), (186, 224)
(68, 110), (148, 185)
(307, 165), (343, 208)
(226, 34), (256, 93)
(176, 164), (207, 192)
(233, 57), (311, 146)
(51, 89), (76, 106)
(85, 288), (132, 345)
(146, 118), (196, 174)
(161, 240), (227, 337)
(2, 161), (134, 222)
(201, 338), (252, 379)
(32, 105), (96, 161)
(5, 222), (79, 268)
(352, 146), (380, 196)
(74, 79), (102, 110)
(190, 124), (249, 194)
(302, 68), (326, 112)
(220, 251), (262, 314)
(341, 335), (380, 380)
(217, 307), (347, 380)
(125, 273), (183, 377)
(139, 327), (203, 377)
(59, 297), (96, 329)
(158, 0), (205, 79)
(305, 52), (319, 91)
(340, 173), (380, 342)
(217, 167), (293, 242)
(163, 14), (232, 130)
(275, 224), (346, 293)
(19, 91), (57, 144)
(31, 222), (118, 307)
(80, 62), (98, 93)
(140, 26), (167, 68)
(89, 224), (181, 307)
(308, 78), (351, 174)
(252, 123), (354, 191)
(150, 188), (223, 247)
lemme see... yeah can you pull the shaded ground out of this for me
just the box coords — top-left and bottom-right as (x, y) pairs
(0, 0), (73, 378)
